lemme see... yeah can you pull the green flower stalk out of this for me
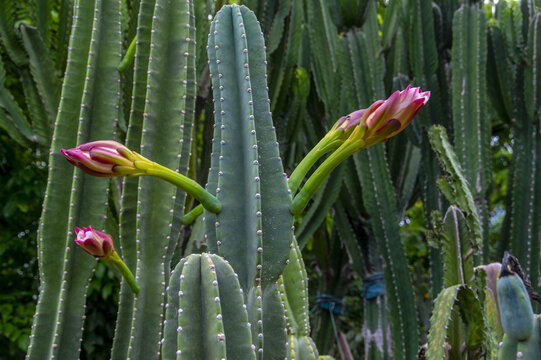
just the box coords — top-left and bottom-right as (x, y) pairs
(290, 86), (430, 215)
(61, 141), (221, 213)
(74, 226), (139, 294)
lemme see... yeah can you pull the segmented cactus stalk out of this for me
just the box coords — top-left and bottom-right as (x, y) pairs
(163, 253), (255, 359)
(27, 0), (121, 358)
(205, 5), (293, 357)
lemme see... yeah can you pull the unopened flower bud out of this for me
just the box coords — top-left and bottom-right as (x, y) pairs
(74, 226), (114, 258)
(61, 141), (146, 177)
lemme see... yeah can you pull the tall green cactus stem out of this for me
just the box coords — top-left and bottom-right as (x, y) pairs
(162, 253), (255, 359)
(337, 14), (419, 358)
(126, 0), (195, 358)
(112, 0), (156, 358)
(27, 0), (121, 358)
(205, 5), (293, 357)
(451, 4), (490, 262)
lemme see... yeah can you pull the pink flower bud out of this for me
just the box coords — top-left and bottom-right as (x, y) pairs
(358, 85), (430, 146)
(74, 226), (114, 258)
(60, 140), (144, 177)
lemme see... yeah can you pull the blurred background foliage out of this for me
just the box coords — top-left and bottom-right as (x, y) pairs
(0, 0), (537, 358)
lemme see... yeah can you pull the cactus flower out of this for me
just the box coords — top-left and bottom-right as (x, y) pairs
(74, 226), (139, 294)
(345, 85), (430, 148)
(61, 140), (222, 214)
(290, 85), (429, 215)
(74, 226), (114, 258)
(60, 140), (146, 177)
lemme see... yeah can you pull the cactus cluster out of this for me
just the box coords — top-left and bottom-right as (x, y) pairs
(3, 0), (539, 359)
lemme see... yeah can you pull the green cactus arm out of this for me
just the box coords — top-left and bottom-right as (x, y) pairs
(427, 125), (483, 250)
(354, 147), (420, 360)
(111, 1), (156, 358)
(118, 34), (137, 72)
(498, 273), (535, 341)
(165, 7), (197, 277)
(281, 238), (310, 336)
(408, 0), (446, 296)
(27, 0), (120, 358)
(514, 316), (541, 360)
(287, 335), (320, 360)
(207, 4), (292, 289)
(441, 206), (474, 288)
(338, 14), (419, 358)
(167, 254), (255, 359)
(451, 4), (490, 262)
(53, 0), (122, 357)
(262, 283), (288, 360)
(176, 254), (205, 359)
(161, 257), (186, 359)
(127, 0), (194, 357)
(487, 25), (514, 124)
(202, 17), (222, 255)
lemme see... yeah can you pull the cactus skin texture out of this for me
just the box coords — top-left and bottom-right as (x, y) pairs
(498, 273), (535, 341)
(497, 271), (541, 359)
(163, 253), (255, 359)
(205, 5), (293, 358)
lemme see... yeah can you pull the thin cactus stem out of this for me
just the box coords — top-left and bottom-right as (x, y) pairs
(145, 163), (221, 213)
(182, 204), (204, 226)
(118, 34), (137, 72)
(287, 130), (344, 195)
(290, 142), (351, 215)
(107, 251), (139, 294)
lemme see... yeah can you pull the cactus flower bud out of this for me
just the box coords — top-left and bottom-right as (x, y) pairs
(74, 226), (140, 294)
(347, 85), (430, 149)
(74, 226), (114, 258)
(290, 85), (429, 215)
(60, 140), (146, 177)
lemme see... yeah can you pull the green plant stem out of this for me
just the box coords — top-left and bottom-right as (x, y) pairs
(288, 131), (344, 195)
(118, 35), (137, 72)
(146, 164), (221, 213)
(182, 204), (203, 225)
(107, 250), (139, 294)
(290, 144), (353, 215)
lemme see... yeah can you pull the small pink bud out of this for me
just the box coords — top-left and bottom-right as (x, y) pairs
(74, 226), (114, 258)
(61, 140), (144, 177)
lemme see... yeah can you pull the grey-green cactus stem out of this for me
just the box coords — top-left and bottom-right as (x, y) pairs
(27, 0), (120, 358)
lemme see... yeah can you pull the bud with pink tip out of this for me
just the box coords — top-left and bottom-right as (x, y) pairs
(74, 226), (114, 258)
(60, 140), (147, 177)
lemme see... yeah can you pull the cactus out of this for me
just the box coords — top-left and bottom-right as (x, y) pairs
(497, 254), (541, 360)
(22, 1), (541, 359)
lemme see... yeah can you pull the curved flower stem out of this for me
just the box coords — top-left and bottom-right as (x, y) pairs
(182, 204), (204, 225)
(118, 35), (137, 72)
(288, 131), (344, 196)
(146, 164), (221, 214)
(107, 251), (139, 295)
(290, 144), (354, 215)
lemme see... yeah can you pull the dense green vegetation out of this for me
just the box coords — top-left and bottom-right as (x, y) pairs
(1, 0), (540, 359)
